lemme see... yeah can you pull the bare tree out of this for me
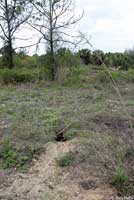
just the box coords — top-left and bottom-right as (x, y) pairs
(29, 0), (83, 80)
(0, 0), (32, 68)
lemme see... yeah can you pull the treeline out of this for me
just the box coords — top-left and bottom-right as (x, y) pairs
(0, 48), (80, 83)
(1, 47), (134, 70)
(0, 47), (134, 84)
(79, 49), (134, 70)
(0, 48), (80, 69)
(0, 0), (134, 82)
(0, 0), (83, 80)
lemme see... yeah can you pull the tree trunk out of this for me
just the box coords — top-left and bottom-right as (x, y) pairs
(50, 38), (55, 80)
(8, 39), (13, 69)
(49, 0), (55, 80)
(5, 0), (14, 69)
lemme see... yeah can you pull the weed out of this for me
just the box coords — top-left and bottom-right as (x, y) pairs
(64, 131), (77, 140)
(97, 70), (110, 83)
(125, 148), (134, 158)
(0, 68), (44, 84)
(112, 167), (129, 194)
(0, 144), (32, 170)
(56, 152), (74, 167)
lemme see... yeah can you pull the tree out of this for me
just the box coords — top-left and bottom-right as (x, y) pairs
(78, 49), (92, 65)
(0, 0), (32, 68)
(30, 0), (83, 80)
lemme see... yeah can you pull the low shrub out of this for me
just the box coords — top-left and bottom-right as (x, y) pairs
(63, 66), (89, 87)
(14, 54), (37, 68)
(97, 70), (110, 83)
(0, 68), (44, 84)
(127, 68), (134, 82)
(56, 152), (74, 167)
(97, 68), (134, 84)
(112, 167), (129, 194)
(0, 144), (33, 170)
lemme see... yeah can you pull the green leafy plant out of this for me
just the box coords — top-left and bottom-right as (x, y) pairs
(56, 152), (74, 167)
(0, 145), (31, 170)
(112, 167), (129, 193)
(0, 68), (44, 84)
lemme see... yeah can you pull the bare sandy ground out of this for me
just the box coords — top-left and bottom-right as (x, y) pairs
(0, 139), (116, 200)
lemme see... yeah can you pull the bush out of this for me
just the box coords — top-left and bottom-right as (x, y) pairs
(63, 66), (89, 87)
(55, 48), (81, 68)
(0, 144), (32, 170)
(56, 152), (74, 167)
(0, 68), (44, 84)
(112, 167), (129, 194)
(14, 54), (37, 68)
(97, 68), (134, 84)
(97, 70), (110, 83)
(127, 68), (134, 82)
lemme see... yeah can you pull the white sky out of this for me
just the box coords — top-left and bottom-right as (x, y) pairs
(77, 0), (134, 52)
(16, 0), (134, 54)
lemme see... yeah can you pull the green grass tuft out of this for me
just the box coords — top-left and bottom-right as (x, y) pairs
(112, 168), (129, 193)
(56, 152), (75, 167)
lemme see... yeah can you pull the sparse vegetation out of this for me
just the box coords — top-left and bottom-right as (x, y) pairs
(56, 152), (75, 167)
(112, 168), (129, 194)
(0, 0), (133, 199)
(0, 66), (133, 197)
(0, 143), (33, 170)
(0, 68), (44, 84)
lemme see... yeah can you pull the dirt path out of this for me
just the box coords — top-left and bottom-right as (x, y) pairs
(0, 140), (116, 200)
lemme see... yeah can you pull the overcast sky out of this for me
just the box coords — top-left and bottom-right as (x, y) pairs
(76, 0), (134, 52)
(16, 0), (134, 54)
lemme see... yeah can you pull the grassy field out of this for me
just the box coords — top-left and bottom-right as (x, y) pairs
(0, 67), (134, 196)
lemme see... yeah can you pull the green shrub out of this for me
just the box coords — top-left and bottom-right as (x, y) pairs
(63, 66), (89, 87)
(0, 148), (17, 169)
(97, 70), (110, 83)
(56, 152), (74, 167)
(112, 167), (129, 193)
(55, 48), (81, 68)
(14, 54), (37, 68)
(97, 68), (134, 84)
(127, 68), (134, 82)
(0, 68), (44, 84)
(0, 145), (31, 170)
(64, 131), (77, 140)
